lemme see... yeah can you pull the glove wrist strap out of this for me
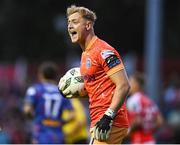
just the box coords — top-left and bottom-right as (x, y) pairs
(105, 108), (116, 119)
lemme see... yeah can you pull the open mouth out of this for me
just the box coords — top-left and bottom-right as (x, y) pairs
(70, 31), (77, 37)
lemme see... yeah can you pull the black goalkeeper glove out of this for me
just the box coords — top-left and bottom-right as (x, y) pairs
(94, 108), (116, 141)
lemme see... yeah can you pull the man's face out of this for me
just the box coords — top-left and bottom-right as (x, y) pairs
(67, 12), (87, 43)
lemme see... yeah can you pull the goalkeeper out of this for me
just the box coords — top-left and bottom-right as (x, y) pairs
(60, 5), (131, 144)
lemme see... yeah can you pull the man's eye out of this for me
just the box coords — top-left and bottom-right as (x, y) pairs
(73, 21), (78, 24)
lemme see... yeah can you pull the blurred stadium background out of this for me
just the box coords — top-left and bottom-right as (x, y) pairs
(0, 0), (179, 143)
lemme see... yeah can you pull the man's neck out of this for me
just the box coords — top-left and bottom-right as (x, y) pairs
(80, 31), (95, 51)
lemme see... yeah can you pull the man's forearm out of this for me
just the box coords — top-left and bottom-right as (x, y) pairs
(110, 83), (130, 112)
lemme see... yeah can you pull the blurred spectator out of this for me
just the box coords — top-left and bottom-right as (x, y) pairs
(0, 119), (10, 144)
(162, 72), (180, 117)
(158, 72), (180, 143)
(62, 98), (89, 144)
(0, 63), (29, 143)
(126, 71), (163, 144)
(0, 131), (10, 144)
(5, 108), (28, 143)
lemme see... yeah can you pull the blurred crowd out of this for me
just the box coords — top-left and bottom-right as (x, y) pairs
(157, 72), (180, 143)
(0, 59), (179, 144)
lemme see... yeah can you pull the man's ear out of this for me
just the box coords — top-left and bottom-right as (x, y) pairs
(86, 21), (92, 31)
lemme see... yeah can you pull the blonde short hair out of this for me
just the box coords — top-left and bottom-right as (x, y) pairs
(67, 5), (97, 23)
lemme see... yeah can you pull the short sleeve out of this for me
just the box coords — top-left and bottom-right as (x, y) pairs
(24, 86), (36, 105)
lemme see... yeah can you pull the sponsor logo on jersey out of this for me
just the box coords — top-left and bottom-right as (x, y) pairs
(105, 55), (121, 69)
(101, 50), (114, 59)
(83, 74), (96, 82)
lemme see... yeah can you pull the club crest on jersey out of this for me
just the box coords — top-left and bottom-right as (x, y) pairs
(86, 58), (91, 69)
(101, 50), (114, 59)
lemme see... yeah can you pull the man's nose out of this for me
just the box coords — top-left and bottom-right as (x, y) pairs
(68, 23), (73, 29)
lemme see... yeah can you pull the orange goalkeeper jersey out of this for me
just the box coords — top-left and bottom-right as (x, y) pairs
(80, 36), (129, 128)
